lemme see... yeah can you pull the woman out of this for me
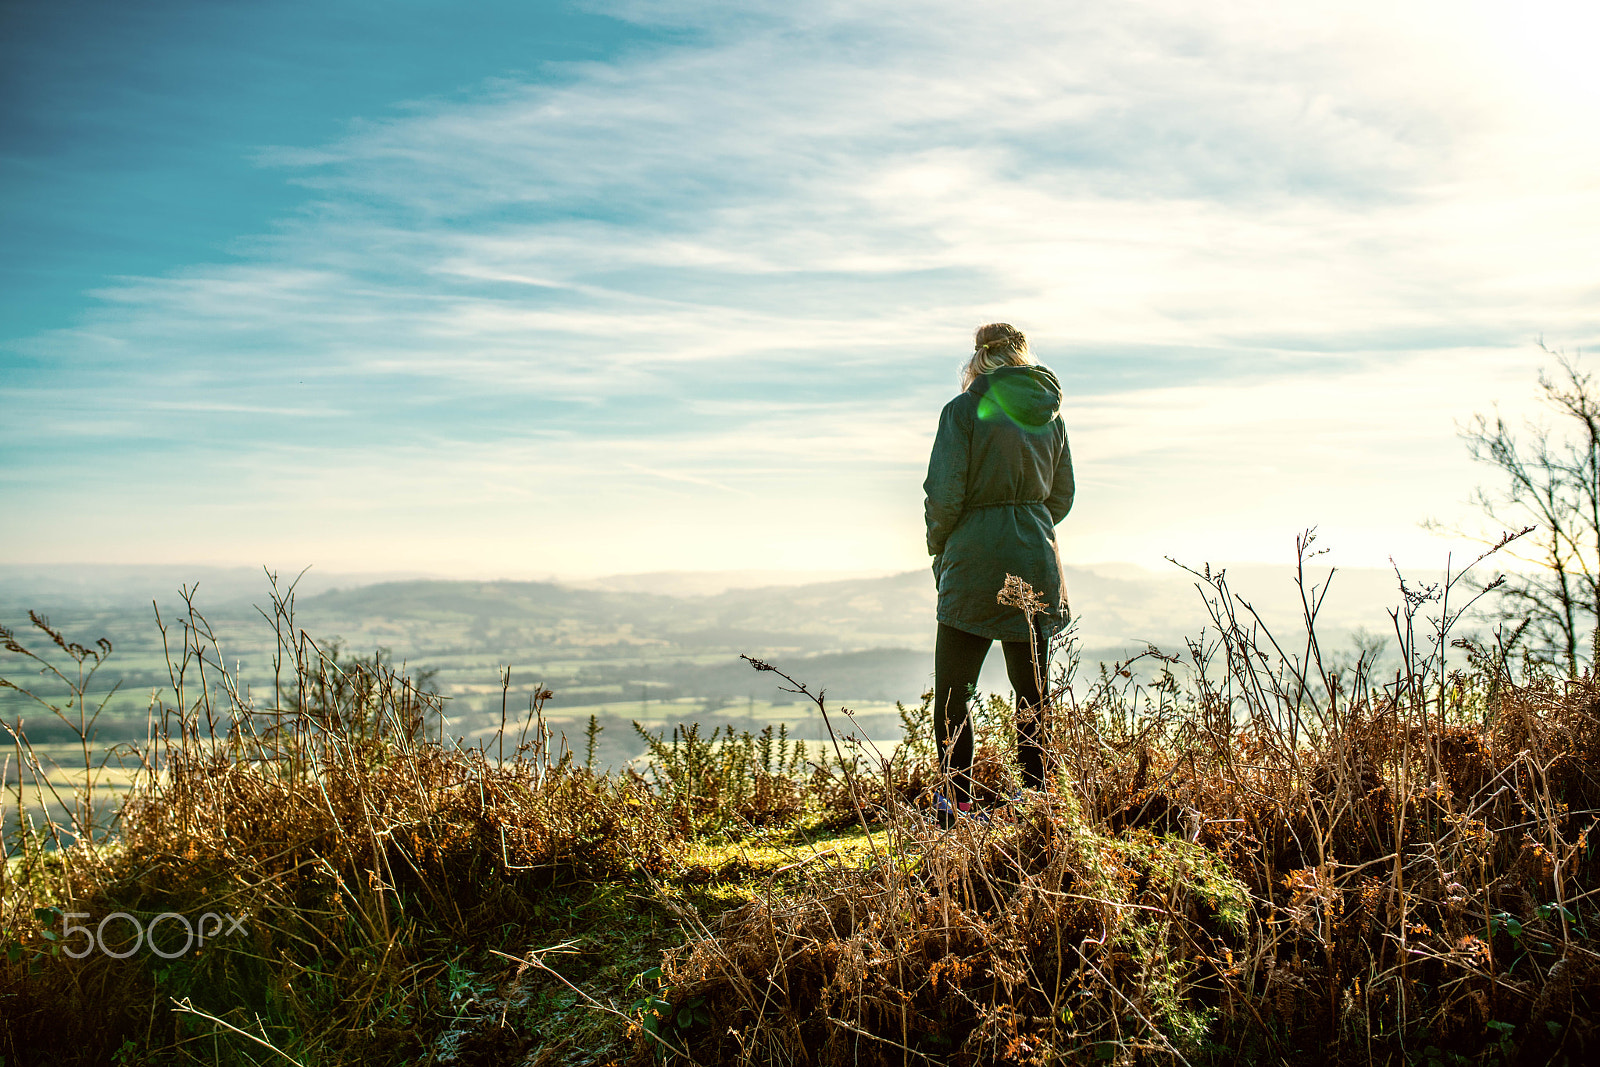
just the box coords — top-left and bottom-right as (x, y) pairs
(923, 323), (1074, 819)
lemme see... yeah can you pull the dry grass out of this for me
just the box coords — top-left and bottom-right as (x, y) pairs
(3, 582), (680, 1065)
(2, 545), (1598, 1066)
(647, 543), (1600, 1066)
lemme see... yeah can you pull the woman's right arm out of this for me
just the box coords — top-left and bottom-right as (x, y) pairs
(923, 400), (970, 557)
(1046, 424), (1075, 524)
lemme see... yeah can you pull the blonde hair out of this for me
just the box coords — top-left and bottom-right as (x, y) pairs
(960, 322), (1033, 390)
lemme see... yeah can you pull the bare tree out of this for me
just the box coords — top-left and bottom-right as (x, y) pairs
(1444, 346), (1600, 674)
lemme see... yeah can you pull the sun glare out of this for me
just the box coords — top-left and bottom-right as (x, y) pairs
(1474, 0), (1600, 109)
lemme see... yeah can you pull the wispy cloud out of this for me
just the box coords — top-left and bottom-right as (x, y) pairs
(5, 0), (1598, 574)
(144, 401), (351, 417)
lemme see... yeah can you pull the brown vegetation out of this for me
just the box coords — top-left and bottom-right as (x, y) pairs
(2, 545), (1598, 1065)
(655, 545), (1599, 1065)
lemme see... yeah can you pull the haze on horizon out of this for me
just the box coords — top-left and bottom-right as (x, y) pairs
(3, 0), (1598, 582)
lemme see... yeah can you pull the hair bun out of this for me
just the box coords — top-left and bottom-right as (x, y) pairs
(976, 328), (1025, 354)
(963, 323), (1032, 388)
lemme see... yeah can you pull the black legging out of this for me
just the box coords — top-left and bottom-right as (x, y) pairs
(934, 622), (1051, 802)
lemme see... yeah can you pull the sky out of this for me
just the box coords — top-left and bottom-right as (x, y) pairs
(2, 0), (1598, 581)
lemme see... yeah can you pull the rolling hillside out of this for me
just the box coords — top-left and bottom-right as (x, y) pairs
(2, 560), (1434, 759)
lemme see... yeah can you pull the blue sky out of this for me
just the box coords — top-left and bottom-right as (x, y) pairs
(3, 0), (1598, 578)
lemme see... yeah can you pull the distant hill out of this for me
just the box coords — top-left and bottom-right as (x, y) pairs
(285, 561), (1428, 657)
(0, 559), (1441, 659)
(658, 647), (932, 704)
(0, 564), (433, 609)
(2, 559), (1455, 750)
(571, 569), (893, 597)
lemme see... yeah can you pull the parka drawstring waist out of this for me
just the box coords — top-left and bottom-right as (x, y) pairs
(967, 499), (1046, 509)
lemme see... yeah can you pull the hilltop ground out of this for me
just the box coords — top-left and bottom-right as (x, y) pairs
(2, 564), (1595, 1066)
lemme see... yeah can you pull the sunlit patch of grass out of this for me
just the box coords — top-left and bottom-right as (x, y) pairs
(1107, 829), (1252, 935)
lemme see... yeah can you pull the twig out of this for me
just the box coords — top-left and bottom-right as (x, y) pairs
(824, 1015), (938, 1062)
(487, 946), (689, 1059)
(169, 998), (306, 1066)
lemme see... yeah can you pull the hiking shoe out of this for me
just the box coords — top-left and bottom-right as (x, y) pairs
(933, 792), (990, 828)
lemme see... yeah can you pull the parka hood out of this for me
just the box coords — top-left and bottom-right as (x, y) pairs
(972, 364), (1061, 430)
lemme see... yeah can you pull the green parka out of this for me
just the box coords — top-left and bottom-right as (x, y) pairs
(923, 363), (1075, 642)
